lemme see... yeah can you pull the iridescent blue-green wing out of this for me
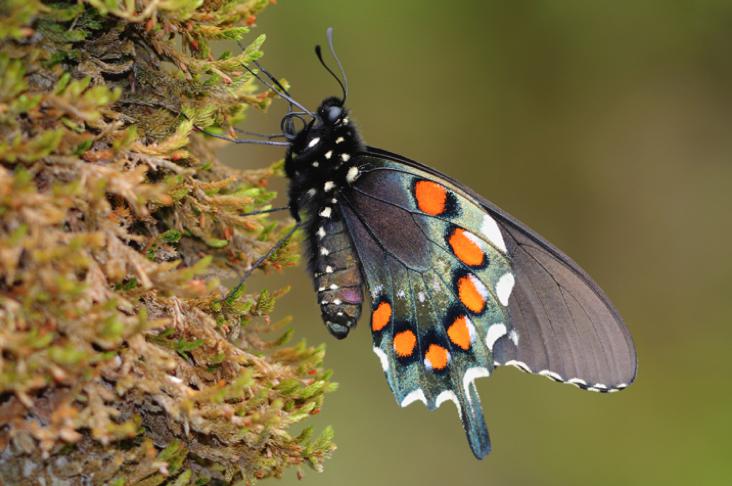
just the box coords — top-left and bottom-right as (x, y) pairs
(358, 148), (637, 390)
(339, 196), (501, 459)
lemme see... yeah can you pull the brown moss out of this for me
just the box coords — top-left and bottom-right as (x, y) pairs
(0, 1), (336, 484)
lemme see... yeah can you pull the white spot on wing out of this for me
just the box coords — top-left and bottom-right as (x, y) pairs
(495, 272), (515, 306)
(317, 226), (326, 239)
(325, 265), (334, 273)
(329, 284), (339, 290)
(568, 378), (587, 387)
(509, 329), (519, 346)
(312, 161), (319, 167)
(371, 284), (384, 299)
(400, 389), (427, 407)
(320, 247), (329, 256)
(307, 188), (316, 197)
(539, 369), (563, 381)
(396, 289), (406, 299)
(324, 181), (335, 192)
(335, 136), (345, 144)
(485, 323), (508, 351)
(307, 137), (320, 148)
(435, 390), (462, 419)
(319, 206), (332, 218)
(504, 359), (532, 373)
(462, 367), (490, 403)
(341, 153), (350, 162)
(417, 291), (426, 303)
(373, 347), (389, 371)
(325, 150), (333, 159)
(481, 214), (507, 253)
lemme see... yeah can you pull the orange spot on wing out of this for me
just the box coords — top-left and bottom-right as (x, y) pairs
(447, 315), (472, 350)
(425, 344), (449, 371)
(393, 329), (417, 358)
(371, 301), (392, 332)
(448, 228), (485, 267)
(414, 180), (448, 216)
(458, 275), (486, 314)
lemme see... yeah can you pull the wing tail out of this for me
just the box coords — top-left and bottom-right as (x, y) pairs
(459, 383), (492, 459)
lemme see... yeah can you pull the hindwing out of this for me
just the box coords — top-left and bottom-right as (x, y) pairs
(335, 150), (636, 458)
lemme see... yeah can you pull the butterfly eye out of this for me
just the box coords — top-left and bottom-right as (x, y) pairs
(326, 105), (342, 124)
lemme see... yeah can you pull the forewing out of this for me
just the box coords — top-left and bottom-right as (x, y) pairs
(354, 148), (637, 390)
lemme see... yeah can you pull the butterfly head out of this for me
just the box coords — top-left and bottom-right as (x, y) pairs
(284, 97), (362, 168)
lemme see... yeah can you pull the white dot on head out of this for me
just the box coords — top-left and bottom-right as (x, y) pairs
(342, 117), (349, 125)
(319, 206), (332, 218)
(325, 265), (334, 273)
(324, 181), (335, 192)
(335, 137), (345, 144)
(308, 137), (320, 148)
(340, 153), (350, 162)
(346, 166), (359, 183)
(325, 150), (333, 159)
(317, 226), (326, 239)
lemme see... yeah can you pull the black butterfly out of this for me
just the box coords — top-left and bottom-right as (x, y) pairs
(222, 29), (637, 459)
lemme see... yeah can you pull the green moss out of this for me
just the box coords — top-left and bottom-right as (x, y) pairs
(0, 1), (335, 484)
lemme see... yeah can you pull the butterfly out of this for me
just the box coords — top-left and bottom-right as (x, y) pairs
(221, 29), (637, 459)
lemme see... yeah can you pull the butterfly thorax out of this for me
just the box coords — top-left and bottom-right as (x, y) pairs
(284, 97), (364, 220)
(284, 97), (366, 339)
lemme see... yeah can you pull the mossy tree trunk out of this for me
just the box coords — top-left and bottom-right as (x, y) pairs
(0, 1), (335, 484)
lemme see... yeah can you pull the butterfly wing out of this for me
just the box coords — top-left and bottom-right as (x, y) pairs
(339, 189), (501, 458)
(364, 147), (637, 390)
(337, 149), (636, 458)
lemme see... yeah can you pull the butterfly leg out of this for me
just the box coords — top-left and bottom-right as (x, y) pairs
(223, 222), (302, 301)
(240, 206), (290, 217)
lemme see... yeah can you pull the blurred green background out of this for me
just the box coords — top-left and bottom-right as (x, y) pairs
(222, 1), (732, 485)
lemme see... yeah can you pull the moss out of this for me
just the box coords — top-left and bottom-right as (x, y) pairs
(0, 1), (336, 484)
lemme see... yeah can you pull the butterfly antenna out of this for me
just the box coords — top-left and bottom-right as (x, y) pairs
(315, 27), (349, 103)
(241, 63), (315, 117)
(235, 39), (310, 116)
(195, 127), (290, 146)
(233, 127), (287, 140)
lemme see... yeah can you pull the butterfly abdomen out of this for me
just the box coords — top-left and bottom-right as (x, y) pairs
(308, 206), (363, 338)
